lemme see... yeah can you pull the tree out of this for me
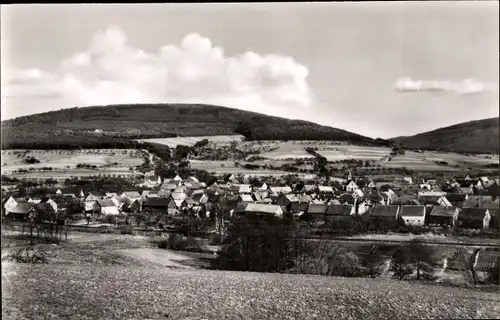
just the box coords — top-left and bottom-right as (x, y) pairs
(391, 245), (415, 280)
(408, 239), (435, 280)
(234, 122), (253, 141)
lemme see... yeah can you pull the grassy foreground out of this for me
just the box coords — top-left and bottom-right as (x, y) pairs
(2, 263), (500, 320)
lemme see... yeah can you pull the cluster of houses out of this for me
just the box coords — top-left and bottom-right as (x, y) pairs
(2, 171), (499, 230)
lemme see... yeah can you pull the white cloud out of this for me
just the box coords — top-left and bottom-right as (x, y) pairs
(2, 26), (314, 119)
(395, 77), (498, 95)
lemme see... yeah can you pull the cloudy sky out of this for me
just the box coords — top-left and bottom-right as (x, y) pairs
(1, 2), (498, 138)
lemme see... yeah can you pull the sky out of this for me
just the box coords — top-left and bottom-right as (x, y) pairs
(1, 2), (498, 139)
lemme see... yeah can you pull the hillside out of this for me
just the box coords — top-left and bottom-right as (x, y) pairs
(1, 104), (385, 150)
(390, 117), (500, 154)
(3, 264), (499, 320)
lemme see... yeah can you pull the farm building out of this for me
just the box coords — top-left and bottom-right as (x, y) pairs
(464, 196), (499, 209)
(318, 185), (335, 194)
(345, 181), (359, 192)
(489, 208), (499, 229)
(304, 204), (328, 222)
(290, 202), (309, 214)
(142, 198), (171, 215)
(368, 205), (399, 229)
(457, 208), (491, 229)
(123, 199), (143, 214)
(5, 203), (35, 221)
(120, 191), (142, 201)
(238, 194), (254, 203)
(269, 186), (292, 195)
(428, 206), (459, 227)
(234, 203), (284, 219)
(276, 194), (299, 207)
(84, 192), (105, 212)
(399, 205), (426, 227)
(191, 193), (209, 205)
(445, 194), (469, 207)
(325, 205), (352, 224)
(94, 199), (119, 216)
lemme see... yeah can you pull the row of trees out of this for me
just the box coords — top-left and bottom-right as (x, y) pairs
(214, 216), (499, 284)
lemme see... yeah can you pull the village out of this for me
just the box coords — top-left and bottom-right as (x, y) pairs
(2, 167), (499, 234)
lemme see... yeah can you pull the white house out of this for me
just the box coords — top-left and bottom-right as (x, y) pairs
(353, 189), (364, 199)
(403, 177), (413, 184)
(345, 181), (359, 192)
(318, 185), (334, 194)
(351, 199), (370, 215)
(4, 196), (19, 211)
(437, 196), (453, 207)
(367, 181), (377, 188)
(95, 199), (119, 215)
(173, 174), (182, 182)
(399, 205), (427, 227)
(55, 189), (63, 195)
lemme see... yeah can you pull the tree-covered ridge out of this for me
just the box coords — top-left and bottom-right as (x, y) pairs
(1, 104), (385, 149)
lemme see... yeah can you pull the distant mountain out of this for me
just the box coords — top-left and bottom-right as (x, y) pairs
(390, 117), (499, 154)
(1, 104), (386, 149)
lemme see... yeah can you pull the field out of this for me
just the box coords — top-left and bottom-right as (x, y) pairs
(1, 149), (145, 179)
(3, 262), (499, 319)
(135, 135), (246, 148)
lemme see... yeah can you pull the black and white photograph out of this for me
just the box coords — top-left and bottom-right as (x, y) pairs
(1, 2), (499, 319)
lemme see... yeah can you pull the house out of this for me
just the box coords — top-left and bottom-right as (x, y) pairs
(85, 192), (105, 212)
(420, 183), (432, 190)
(403, 177), (413, 184)
(105, 192), (118, 198)
(256, 182), (268, 191)
(459, 187), (474, 195)
(304, 204), (328, 222)
(457, 208), (491, 229)
(269, 186), (292, 195)
(160, 182), (180, 192)
(345, 180), (359, 192)
(142, 198), (171, 214)
(429, 206), (459, 227)
(351, 199), (370, 215)
(120, 191), (142, 202)
(191, 193), (209, 205)
(367, 181), (377, 189)
(338, 193), (355, 205)
(55, 189), (63, 195)
(276, 194), (299, 207)
(173, 175), (182, 182)
(234, 203), (284, 218)
(489, 208), (499, 229)
(399, 205), (426, 227)
(353, 189), (364, 199)
(290, 202), (309, 214)
(464, 196), (499, 209)
(238, 194), (254, 203)
(325, 205), (352, 223)
(3, 196), (21, 212)
(318, 185), (334, 194)
(5, 203), (35, 221)
(396, 194), (418, 205)
(368, 205), (400, 229)
(233, 184), (252, 194)
(94, 199), (119, 216)
(445, 193), (469, 207)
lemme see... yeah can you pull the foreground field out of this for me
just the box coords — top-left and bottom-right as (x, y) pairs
(3, 263), (499, 320)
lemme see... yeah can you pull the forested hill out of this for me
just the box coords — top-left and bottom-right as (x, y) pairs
(1, 104), (386, 149)
(390, 117), (500, 154)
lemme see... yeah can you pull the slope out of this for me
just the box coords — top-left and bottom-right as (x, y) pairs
(390, 117), (499, 154)
(1, 103), (384, 149)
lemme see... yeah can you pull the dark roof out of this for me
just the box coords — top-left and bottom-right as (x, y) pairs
(307, 204), (328, 214)
(475, 252), (499, 272)
(290, 202), (309, 212)
(370, 205), (399, 218)
(460, 208), (489, 220)
(430, 206), (458, 217)
(445, 193), (468, 203)
(96, 199), (116, 207)
(418, 195), (441, 205)
(326, 205), (352, 216)
(399, 205), (426, 217)
(143, 198), (171, 207)
(34, 202), (55, 212)
(7, 203), (34, 214)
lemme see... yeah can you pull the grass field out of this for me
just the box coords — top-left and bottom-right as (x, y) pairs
(135, 135), (246, 148)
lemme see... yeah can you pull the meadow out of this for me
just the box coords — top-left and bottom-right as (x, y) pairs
(135, 135), (246, 148)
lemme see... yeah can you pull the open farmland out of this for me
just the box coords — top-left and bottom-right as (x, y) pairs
(1, 149), (145, 178)
(135, 135), (246, 148)
(3, 263), (499, 320)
